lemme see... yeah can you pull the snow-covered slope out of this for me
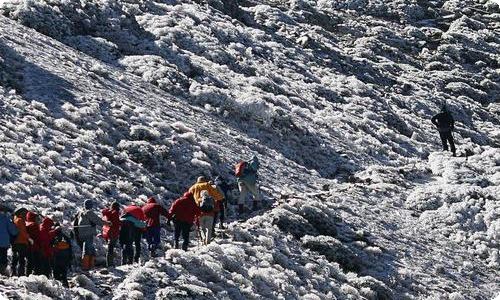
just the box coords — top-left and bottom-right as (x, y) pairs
(0, 0), (499, 299)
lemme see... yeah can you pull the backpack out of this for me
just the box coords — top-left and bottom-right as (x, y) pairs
(52, 232), (71, 251)
(235, 161), (246, 177)
(199, 192), (214, 212)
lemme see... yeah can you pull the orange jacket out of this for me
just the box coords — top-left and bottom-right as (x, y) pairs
(188, 181), (224, 212)
(14, 216), (29, 245)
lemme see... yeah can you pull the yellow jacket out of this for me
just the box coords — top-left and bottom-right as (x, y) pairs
(188, 181), (224, 207)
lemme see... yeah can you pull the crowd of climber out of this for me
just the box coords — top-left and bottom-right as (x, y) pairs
(0, 156), (262, 287)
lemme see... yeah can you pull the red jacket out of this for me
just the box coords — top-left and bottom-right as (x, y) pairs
(102, 208), (121, 240)
(142, 197), (168, 228)
(168, 192), (201, 224)
(39, 218), (59, 258)
(25, 212), (40, 252)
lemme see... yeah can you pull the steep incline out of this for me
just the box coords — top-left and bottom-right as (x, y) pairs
(0, 0), (499, 299)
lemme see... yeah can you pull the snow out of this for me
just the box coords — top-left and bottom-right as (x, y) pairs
(0, 0), (499, 299)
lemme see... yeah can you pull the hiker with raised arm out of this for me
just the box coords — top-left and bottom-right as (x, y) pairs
(120, 205), (146, 264)
(102, 202), (121, 267)
(235, 155), (262, 214)
(167, 191), (201, 251)
(75, 200), (108, 271)
(142, 197), (169, 257)
(0, 205), (18, 276)
(11, 208), (29, 276)
(431, 105), (456, 156)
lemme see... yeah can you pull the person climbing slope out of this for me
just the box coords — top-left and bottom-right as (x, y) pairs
(167, 191), (201, 251)
(197, 190), (216, 245)
(75, 200), (107, 271)
(25, 211), (41, 275)
(0, 205), (18, 276)
(51, 228), (73, 287)
(120, 204), (146, 264)
(431, 105), (456, 156)
(102, 202), (121, 267)
(213, 176), (231, 230)
(11, 208), (29, 276)
(235, 155), (263, 213)
(142, 197), (169, 257)
(189, 176), (224, 238)
(38, 216), (60, 276)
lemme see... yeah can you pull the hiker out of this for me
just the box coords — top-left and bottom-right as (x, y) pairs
(102, 202), (121, 267)
(0, 205), (18, 276)
(431, 105), (456, 156)
(25, 211), (41, 275)
(142, 197), (169, 257)
(197, 190), (215, 245)
(120, 205), (146, 264)
(213, 176), (231, 229)
(51, 228), (73, 287)
(75, 200), (107, 271)
(189, 176), (224, 236)
(167, 191), (201, 251)
(236, 155), (262, 213)
(39, 217), (60, 276)
(11, 208), (29, 276)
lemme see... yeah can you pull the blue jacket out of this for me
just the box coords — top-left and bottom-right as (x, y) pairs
(0, 213), (18, 248)
(237, 157), (260, 185)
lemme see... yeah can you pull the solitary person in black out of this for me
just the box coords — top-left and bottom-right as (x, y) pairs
(431, 105), (456, 156)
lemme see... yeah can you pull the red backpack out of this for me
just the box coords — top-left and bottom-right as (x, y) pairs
(234, 161), (246, 177)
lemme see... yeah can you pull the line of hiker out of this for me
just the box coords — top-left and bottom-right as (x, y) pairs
(0, 156), (262, 286)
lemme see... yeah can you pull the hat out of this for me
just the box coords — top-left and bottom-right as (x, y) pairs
(197, 176), (207, 183)
(14, 207), (28, 217)
(111, 201), (120, 210)
(84, 200), (93, 209)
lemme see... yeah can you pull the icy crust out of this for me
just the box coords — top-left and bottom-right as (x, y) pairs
(405, 149), (500, 267)
(1, 0), (499, 177)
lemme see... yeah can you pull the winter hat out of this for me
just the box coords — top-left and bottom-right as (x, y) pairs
(197, 176), (207, 183)
(84, 200), (93, 209)
(111, 201), (120, 210)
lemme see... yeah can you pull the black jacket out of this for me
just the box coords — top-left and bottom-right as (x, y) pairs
(431, 111), (454, 132)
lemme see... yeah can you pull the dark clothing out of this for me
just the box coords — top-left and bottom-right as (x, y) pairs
(11, 243), (27, 276)
(145, 226), (161, 256)
(26, 249), (41, 275)
(174, 221), (191, 251)
(439, 131), (456, 154)
(0, 247), (7, 275)
(120, 220), (142, 264)
(432, 111), (456, 154)
(106, 238), (118, 267)
(431, 111), (455, 132)
(215, 200), (226, 227)
(53, 248), (71, 287)
(39, 257), (52, 277)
